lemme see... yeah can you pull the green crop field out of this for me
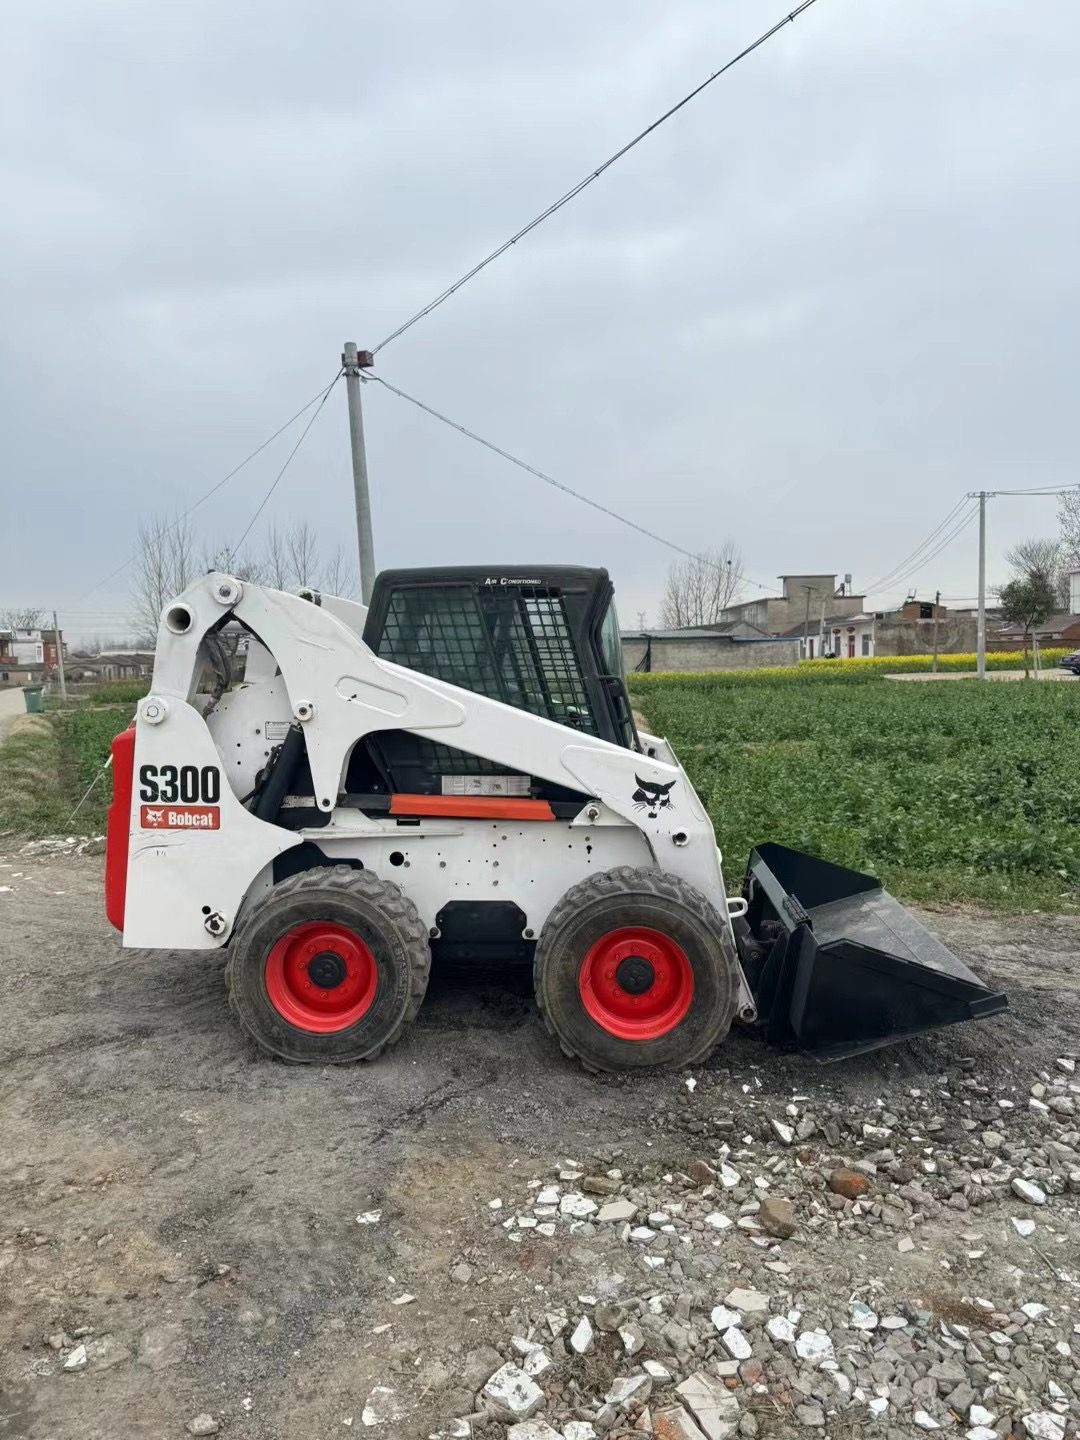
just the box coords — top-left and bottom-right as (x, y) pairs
(630, 672), (1080, 913)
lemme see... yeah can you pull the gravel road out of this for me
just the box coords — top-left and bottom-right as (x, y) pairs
(1, 850), (1078, 1440)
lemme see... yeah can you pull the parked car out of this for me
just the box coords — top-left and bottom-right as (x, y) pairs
(1058, 650), (1080, 675)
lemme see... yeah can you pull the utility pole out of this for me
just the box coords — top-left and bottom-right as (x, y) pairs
(637, 610), (647, 630)
(802, 585), (812, 661)
(976, 490), (987, 680)
(931, 589), (941, 673)
(52, 609), (67, 705)
(342, 342), (376, 605)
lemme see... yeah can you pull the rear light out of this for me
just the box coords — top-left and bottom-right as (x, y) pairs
(104, 724), (136, 932)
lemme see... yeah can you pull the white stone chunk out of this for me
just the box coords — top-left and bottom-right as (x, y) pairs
(570, 1317), (594, 1354)
(1012, 1178), (1047, 1205)
(724, 1287), (768, 1314)
(1021, 1416), (1066, 1440)
(795, 1329), (835, 1365)
(675, 1369), (741, 1440)
(481, 1363), (544, 1421)
(767, 1317), (796, 1345)
(721, 1327), (752, 1361)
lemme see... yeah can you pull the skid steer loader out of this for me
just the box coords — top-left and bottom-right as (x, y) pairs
(105, 567), (1006, 1071)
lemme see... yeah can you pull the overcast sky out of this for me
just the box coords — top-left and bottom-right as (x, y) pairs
(2, 0), (1077, 639)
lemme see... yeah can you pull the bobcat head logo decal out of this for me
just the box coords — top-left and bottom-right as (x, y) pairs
(632, 775), (676, 819)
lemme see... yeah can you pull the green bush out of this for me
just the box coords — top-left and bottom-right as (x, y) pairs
(634, 673), (1080, 913)
(91, 678), (150, 703)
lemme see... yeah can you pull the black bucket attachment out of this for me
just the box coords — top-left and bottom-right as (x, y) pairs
(735, 843), (1008, 1060)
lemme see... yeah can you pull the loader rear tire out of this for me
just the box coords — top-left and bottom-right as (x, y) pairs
(225, 866), (430, 1064)
(534, 867), (739, 1072)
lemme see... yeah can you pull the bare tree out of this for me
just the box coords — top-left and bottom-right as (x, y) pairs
(0, 606), (46, 631)
(131, 515), (198, 640)
(999, 539), (1059, 678)
(659, 543), (744, 629)
(318, 545), (357, 599)
(1006, 536), (1066, 607)
(200, 542), (268, 585)
(284, 519), (321, 589)
(263, 525), (292, 589)
(132, 514), (360, 639)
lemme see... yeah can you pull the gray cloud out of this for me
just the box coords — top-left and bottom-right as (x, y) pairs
(2, 0), (1076, 637)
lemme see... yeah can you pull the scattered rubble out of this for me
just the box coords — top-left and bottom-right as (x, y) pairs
(394, 1057), (1080, 1438)
(19, 1035), (1080, 1440)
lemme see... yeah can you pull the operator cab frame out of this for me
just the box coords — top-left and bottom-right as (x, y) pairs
(363, 565), (639, 750)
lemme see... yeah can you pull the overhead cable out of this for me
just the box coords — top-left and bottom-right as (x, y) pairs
(373, 0), (821, 353)
(369, 373), (780, 592)
(232, 371), (343, 553)
(73, 375), (345, 604)
(871, 504), (980, 596)
(864, 497), (971, 594)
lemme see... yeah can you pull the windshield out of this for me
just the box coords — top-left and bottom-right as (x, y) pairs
(599, 600), (627, 679)
(597, 600), (637, 749)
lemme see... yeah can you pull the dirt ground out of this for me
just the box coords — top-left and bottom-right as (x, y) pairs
(1, 850), (1078, 1440)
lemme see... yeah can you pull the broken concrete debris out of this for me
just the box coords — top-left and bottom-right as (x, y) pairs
(353, 1055), (1080, 1437)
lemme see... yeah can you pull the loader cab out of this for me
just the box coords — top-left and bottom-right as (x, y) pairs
(363, 566), (638, 750)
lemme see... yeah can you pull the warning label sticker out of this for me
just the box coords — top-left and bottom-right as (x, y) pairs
(141, 805), (221, 830)
(441, 775), (530, 797)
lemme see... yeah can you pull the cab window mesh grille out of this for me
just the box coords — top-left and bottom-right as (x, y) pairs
(377, 584), (596, 733)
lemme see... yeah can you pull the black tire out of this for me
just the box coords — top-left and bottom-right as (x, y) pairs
(533, 866), (739, 1073)
(225, 866), (430, 1064)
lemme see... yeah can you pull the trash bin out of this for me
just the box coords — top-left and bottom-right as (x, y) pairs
(23, 685), (44, 714)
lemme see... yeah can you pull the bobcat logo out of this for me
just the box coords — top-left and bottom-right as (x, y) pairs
(632, 775), (675, 819)
(145, 808), (164, 825)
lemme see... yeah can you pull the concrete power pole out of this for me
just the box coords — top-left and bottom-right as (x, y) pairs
(342, 343), (376, 605)
(52, 609), (67, 704)
(931, 589), (941, 673)
(976, 490), (987, 680)
(802, 586), (812, 661)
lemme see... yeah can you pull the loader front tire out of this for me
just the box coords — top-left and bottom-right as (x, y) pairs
(225, 867), (430, 1064)
(534, 867), (739, 1072)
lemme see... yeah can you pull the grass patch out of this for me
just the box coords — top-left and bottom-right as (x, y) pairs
(0, 706), (135, 836)
(0, 716), (70, 833)
(632, 673), (1080, 913)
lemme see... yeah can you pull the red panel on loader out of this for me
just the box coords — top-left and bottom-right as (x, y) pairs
(105, 724), (136, 933)
(388, 794), (555, 821)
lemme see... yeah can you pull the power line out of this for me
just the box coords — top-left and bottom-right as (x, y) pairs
(864, 496), (970, 595)
(72, 375), (344, 605)
(232, 371), (342, 554)
(976, 484), (1079, 497)
(368, 373), (780, 592)
(372, 0), (822, 353)
(870, 504), (980, 597)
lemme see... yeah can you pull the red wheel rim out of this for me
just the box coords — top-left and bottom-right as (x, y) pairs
(578, 926), (693, 1040)
(264, 921), (377, 1033)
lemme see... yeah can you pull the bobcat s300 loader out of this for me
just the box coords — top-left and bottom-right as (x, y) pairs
(105, 566), (1006, 1071)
